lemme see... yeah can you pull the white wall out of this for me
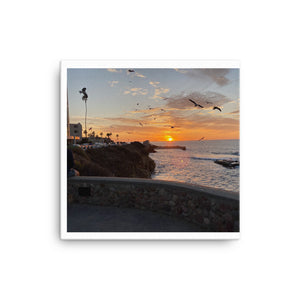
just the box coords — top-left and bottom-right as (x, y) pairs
(1, 1), (299, 300)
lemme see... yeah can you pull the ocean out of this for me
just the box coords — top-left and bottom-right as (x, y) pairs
(150, 139), (239, 192)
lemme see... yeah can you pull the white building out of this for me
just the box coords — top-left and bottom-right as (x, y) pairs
(69, 123), (82, 143)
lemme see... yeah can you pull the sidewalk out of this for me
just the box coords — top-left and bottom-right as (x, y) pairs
(68, 203), (201, 232)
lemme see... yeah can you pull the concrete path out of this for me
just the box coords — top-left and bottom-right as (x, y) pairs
(68, 203), (201, 232)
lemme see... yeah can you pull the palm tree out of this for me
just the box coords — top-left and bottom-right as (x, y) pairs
(79, 87), (88, 137)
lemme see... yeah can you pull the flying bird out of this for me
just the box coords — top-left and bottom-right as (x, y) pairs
(139, 122), (143, 126)
(199, 137), (205, 141)
(128, 69), (135, 72)
(189, 99), (203, 108)
(206, 101), (213, 104)
(79, 87), (88, 100)
(213, 106), (222, 112)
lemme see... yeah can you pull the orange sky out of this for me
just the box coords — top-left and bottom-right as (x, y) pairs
(68, 68), (240, 142)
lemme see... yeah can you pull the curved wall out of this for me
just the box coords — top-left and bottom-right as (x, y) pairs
(67, 177), (239, 232)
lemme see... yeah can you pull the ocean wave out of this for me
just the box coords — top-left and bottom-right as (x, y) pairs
(190, 156), (239, 161)
(211, 151), (239, 156)
(190, 157), (218, 161)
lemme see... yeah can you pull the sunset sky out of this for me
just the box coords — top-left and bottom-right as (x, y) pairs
(67, 68), (239, 142)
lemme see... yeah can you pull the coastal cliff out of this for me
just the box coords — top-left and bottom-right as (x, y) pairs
(70, 142), (156, 178)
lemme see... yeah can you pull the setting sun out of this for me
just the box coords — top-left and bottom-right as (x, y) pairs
(167, 137), (174, 142)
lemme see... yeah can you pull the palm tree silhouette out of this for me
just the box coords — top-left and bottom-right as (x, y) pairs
(79, 87), (88, 138)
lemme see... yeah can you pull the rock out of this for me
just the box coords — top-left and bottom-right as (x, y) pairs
(70, 142), (156, 178)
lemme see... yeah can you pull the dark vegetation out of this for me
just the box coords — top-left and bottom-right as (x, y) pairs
(68, 142), (156, 178)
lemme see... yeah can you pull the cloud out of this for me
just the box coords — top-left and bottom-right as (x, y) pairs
(175, 68), (231, 86)
(107, 68), (122, 73)
(201, 69), (230, 86)
(128, 71), (146, 78)
(123, 87), (148, 96)
(135, 72), (146, 78)
(229, 110), (240, 114)
(149, 81), (160, 87)
(151, 87), (170, 99)
(103, 117), (141, 125)
(174, 68), (187, 74)
(108, 80), (119, 87)
(164, 91), (230, 110)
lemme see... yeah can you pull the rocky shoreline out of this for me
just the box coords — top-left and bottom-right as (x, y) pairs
(70, 142), (156, 178)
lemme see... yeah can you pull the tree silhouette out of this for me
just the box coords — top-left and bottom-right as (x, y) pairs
(79, 87), (88, 138)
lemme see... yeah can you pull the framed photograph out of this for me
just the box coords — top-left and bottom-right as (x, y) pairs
(61, 60), (240, 240)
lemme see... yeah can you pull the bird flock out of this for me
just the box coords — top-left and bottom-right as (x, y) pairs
(126, 69), (223, 131)
(81, 69), (224, 138)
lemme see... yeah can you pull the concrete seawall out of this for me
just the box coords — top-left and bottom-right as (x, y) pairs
(67, 177), (239, 232)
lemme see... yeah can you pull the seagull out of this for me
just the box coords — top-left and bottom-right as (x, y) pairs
(139, 122), (143, 126)
(128, 69), (135, 72)
(206, 101), (213, 104)
(79, 87), (88, 100)
(199, 137), (205, 141)
(161, 109), (166, 112)
(189, 99), (203, 108)
(213, 106), (222, 112)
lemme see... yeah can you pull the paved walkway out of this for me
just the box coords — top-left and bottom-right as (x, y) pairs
(68, 203), (201, 232)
